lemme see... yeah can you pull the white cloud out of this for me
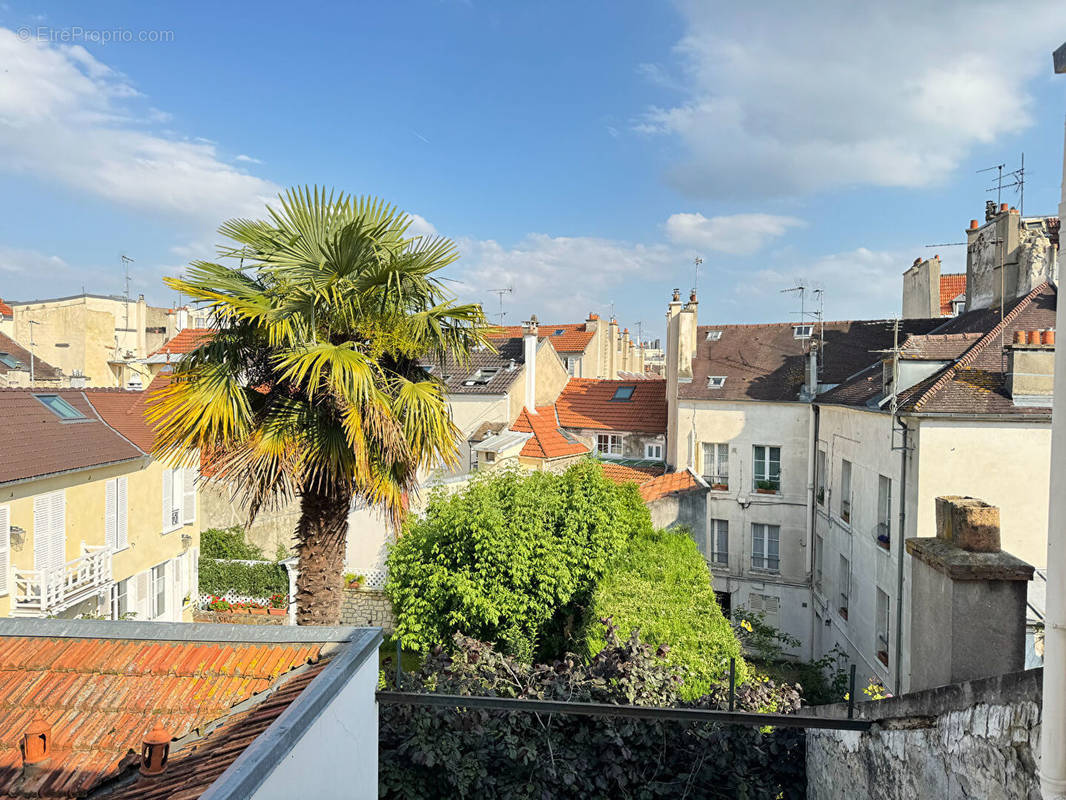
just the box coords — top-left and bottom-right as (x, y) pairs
(0, 29), (279, 223)
(0, 246), (66, 275)
(235, 154), (263, 164)
(406, 213), (437, 237)
(665, 212), (804, 255)
(640, 0), (1066, 197)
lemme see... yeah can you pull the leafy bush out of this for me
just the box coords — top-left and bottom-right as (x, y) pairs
(581, 527), (747, 699)
(386, 460), (652, 659)
(200, 526), (265, 560)
(732, 607), (801, 662)
(198, 558), (287, 598)
(379, 622), (804, 799)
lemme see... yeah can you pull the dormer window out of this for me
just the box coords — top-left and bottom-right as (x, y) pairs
(36, 394), (85, 420)
(707, 376), (726, 389)
(0, 353), (22, 369)
(706, 331), (722, 341)
(793, 325), (813, 339)
(611, 385), (635, 402)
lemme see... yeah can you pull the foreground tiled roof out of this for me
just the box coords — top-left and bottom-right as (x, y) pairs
(683, 319), (943, 402)
(492, 323), (595, 353)
(556, 378), (667, 434)
(511, 406), (589, 459)
(0, 390), (145, 485)
(0, 332), (63, 381)
(939, 274), (967, 315)
(599, 461), (667, 486)
(147, 328), (214, 359)
(639, 469), (704, 502)
(84, 374), (171, 452)
(0, 635), (322, 799)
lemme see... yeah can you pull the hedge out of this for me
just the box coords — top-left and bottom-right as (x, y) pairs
(198, 558), (288, 598)
(580, 526), (748, 699)
(200, 526), (266, 560)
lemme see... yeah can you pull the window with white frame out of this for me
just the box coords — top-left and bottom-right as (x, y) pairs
(0, 505), (9, 597)
(152, 562), (167, 619)
(33, 490), (65, 573)
(877, 475), (891, 548)
(876, 588), (890, 666)
(751, 523), (780, 572)
(563, 356), (577, 376)
(596, 434), (623, 457)
(645, 442), (663, 460)
(839, 555), (850, 619)
(753, 445), (781, 492)
(702, 442), (729, 489)
(793, 324), (813, 339)
(111, 577), (130, 620)
(162, 468), (197, 533)
(707, 376), (726, 389)
(816, 449), (826, 506)
(710, 518), (728, 566)
(839, 460), (852, 523)
(705, 330), (722, 341)
(105, 477), (129, 551)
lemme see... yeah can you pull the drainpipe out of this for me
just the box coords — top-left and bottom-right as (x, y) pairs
(1040, 43), (1066, 800)
(807, 403), (820, 659)
(893, 419), (908, 696)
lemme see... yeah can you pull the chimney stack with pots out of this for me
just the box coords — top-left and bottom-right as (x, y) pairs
(1006, 329), (1055, 407)
(523, 315), (539, 414)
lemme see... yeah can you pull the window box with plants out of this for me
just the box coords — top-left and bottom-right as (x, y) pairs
(268, 594), (288, 616)
(706, 476), (729, 491)
(345, 573), (365, 590)
(755, 480), (779, 495)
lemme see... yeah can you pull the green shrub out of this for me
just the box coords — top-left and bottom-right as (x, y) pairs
(200, 526), (266, 560)
(198, 558), (287, 598)
(580, 527), (747, 699)
(386, 460), (652, 659)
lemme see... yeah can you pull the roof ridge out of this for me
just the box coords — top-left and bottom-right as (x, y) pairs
(912, 282), (1050, 411)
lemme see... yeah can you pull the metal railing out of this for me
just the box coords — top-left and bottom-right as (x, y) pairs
(13, 546), (112, 616)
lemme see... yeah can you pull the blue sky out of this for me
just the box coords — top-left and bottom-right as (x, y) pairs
(1, 1), (1065, 340)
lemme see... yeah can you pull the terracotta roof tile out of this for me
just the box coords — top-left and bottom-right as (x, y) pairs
(83, 374), (171, 452)
(639, 470), (703, 502)
(148, 328), (213, 359)
(492, 323), (595, 353)
(0, 637), (321, 799)
(556, 378), (666, 434)
(0, 298), (12, 317)
(0, 332), (63, 381)
(939, 273), (967, 315)
(599, 461), (667, 486)
(511, 407), (589, 459)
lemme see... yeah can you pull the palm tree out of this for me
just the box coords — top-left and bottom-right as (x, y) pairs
(149, 187), (489, 625)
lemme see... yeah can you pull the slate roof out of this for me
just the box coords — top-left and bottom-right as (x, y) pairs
(511, 407), (589, 459)
(639, 469), (705, 502)
(683, 319), (943, 402)
(146, 328), (213, 360)
(556, 378), (667, 434)
(900, 332), (983, 360)
(435, 337), (527, 395)
(939, 274), (967, 315)
(0, 390), (145, 485)
(492, 323), (595, 353)
(0, 332), (63, 382)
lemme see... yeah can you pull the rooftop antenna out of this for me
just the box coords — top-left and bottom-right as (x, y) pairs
(979, 156), (1025, 215)
(693, 256), (703, 295)
(488, 287), (512, 326)
(120, 254), (134, 351)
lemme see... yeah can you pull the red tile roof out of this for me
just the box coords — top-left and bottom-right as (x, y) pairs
(639, 470), (703, 502)
(492, 323), (595, 353)
(556, 378), (666, 434)
(511, 406), (589, 459)
(0, 332), (63, 381)
(599, 461), (667, 486)
(148, 328), (213, 359)
(0, 637), (322, 799)
(939, 274), (967, 315)
(0, 298), (12, 317)
(84, 374), (171, 452)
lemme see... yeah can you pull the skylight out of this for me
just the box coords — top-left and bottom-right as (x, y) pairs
(793, 325), (813, 339)
(464, 367), (500, 386)
(707, 376), (726, 389)
(36, 394), (85, 420)
(0, 353), (21, 369)
(554, 329), (565, 335)
(611, 385), (636, 402)
(706, 331), (722, 341)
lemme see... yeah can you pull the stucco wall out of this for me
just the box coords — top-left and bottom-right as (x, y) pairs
(806, 668), (1043, 800)
(533, 340), (569, 406)
(567, 428), (665, 461)
(200, 482), (301, 560)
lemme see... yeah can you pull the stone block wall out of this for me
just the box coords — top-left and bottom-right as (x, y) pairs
(193, 610), (285, 626)
(340, 587), (396, 633)
(806, 668), (1043, 799)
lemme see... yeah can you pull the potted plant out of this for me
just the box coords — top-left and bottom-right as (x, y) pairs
(710, 481), (728, 491)
(756, 480), (778, 494)
(249, 602), (268, 616)
(268, 594), (288, 616)
(208, 596), (233, 613)
(345, 572), (364, 589)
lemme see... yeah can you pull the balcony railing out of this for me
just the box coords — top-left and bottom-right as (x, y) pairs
(13, 546), (112, 616)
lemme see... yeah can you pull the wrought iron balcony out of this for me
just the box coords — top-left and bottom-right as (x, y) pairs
(13, 546), (112, 616)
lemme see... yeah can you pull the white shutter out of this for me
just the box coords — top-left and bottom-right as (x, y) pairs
(162, 469), (173, 532)
(51, 492), (65, 569)
(117, 478), (128, 550)
(182, 468), (196, 525)
(136, 570), (150, 620)
(0, 506), (10, 596)
(191, 547), (199, 599)
(105, 480), (117, 551)
(34, 492), (65, 572)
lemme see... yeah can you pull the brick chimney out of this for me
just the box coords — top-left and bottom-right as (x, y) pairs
(523, 315), (538, 414)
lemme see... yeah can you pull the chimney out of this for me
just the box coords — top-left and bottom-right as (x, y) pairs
(902, 256), (941, 318)
(608, 317), (619, 378)
(140, 725), (171, 776)
(904, 496), (1034, 692)
(21, 716), (51, 767)
(69, 371), (87, 389)
(1006, 330), (1055, 407)
(621, 328), (631, 372)
(805, 343), (818, 400)
(523, 315), (538, 413)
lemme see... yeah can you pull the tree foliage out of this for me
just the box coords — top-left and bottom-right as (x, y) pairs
(385, 460), (653, 659)
(581, 527), (748, 699)
(198, 559), (288, 598)
(200, 526), (265, 561)
(379, 622), (805, 799)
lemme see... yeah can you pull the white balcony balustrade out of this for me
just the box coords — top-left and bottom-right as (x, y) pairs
(13, 546), (112, 616)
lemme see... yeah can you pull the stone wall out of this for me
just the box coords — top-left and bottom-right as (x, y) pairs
(805, 668), (1043, 800)
(199, 482), (301, 559)
(193, 610), (285, 626)
(340, 587), (396, 632)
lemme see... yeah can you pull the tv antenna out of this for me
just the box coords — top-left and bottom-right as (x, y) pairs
(979, 155), (1025, 215)
(488, 287), (512, 326)
(693, 256), (703, 295)
(120, 254), (135, 338)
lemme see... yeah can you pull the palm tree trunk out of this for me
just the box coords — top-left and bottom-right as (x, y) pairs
(294, 482), (352, 625)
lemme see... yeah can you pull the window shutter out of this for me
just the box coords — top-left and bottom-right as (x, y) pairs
(748, 593), (766, 614)
(51, 492), (65, 570)
(34, 492), (65, 572)
(105, 480), (117, 551)
(136, 571), (150, 620)
(0, 506), (10, 596)
(162, 469), (173, 532)
(117, 478), (128, 550)
(182, 469), (196, 525)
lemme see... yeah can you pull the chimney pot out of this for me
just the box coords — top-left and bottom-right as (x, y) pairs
(913, 257), (922, 266)
(1042, 329), (1056, 346)
(21, 716), (51, 765)
(1014, 330), (1027, 345)
(672, 288), (680, 302)
(1000, 202), (1009, 213)
(140, 725), (171, 776)
(1028, 330), (1041, 345)
(970, 219), (979, 229)
(1010, 207), (1019, 214)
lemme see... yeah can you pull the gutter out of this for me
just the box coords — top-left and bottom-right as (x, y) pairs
(0, 455), (148, 491)
(808, 403), (820, 659)
(893, 419), (908, 695)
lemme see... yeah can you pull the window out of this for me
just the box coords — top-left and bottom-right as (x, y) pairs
(710, 519), (728, 566)
(747, 593), (781, 629)
(611, 385), (635, 402)
(753, 445), (781, 492)
(839, 555), (850, 619)
(33, 491), (65, 573)
(877, 475), (892, 549)
(0, 353), (21, 368)
(35, 394), (85, 420)
(707, 376), (726, 389)
(715, 590), (732, 617)
(839, 460), (852, 523)
(702, 442), (729, 489)
(705, 330), (722, 341)
(464, 367), (499, 386)
(751, 523), (780, 572)
(483, 451), (496, 463)
(0, 505), (9, 597)
(105, 477), (129, 551)
(876, 588), (890, 666)
(554, 329), (565, 336)
(162, 468), (197, 532)
(645, 443), (663, 460)
(563, 356), (576, 376)
(814, 533), (824, 591)
(816, 450), (826, 506)
(596, 434), (623, 457)
(793, 324), (813, 339)
(152, 562), (167, 619)
(111, 578), (130, 620)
